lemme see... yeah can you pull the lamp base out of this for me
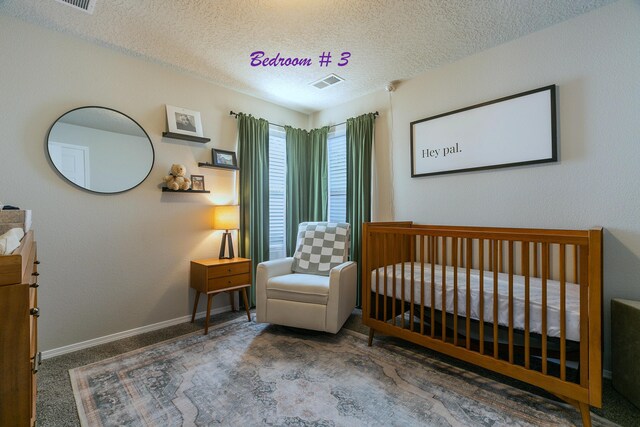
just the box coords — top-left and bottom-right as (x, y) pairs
(219, 230), (235, 259)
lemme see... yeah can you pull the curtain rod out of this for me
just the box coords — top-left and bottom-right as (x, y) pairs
(229, 110), (379, 130)
(229, 111), (285, 128)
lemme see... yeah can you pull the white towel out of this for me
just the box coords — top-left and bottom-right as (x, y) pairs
(0, 227), (24, 255)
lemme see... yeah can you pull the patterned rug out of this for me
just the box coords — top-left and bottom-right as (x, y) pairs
(70, 317), (612, 426)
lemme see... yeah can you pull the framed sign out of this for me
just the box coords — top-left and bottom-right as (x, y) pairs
(410, 85), (557, 177)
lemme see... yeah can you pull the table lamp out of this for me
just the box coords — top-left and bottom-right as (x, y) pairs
(212, 205), (239, 259)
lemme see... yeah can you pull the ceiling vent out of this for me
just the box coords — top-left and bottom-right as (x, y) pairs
(310, 74), (345, 90)
(53, 0), (96, 14)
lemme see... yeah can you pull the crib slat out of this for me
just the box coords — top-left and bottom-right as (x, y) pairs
(375, 234), (380, 321)
(431, 236), (436, 338)
(498, 240), (503, 273)
(401, 236), (406, 329)
(508, 241), (514, 364)
(479, 239), (484, 355)
(410, 236), (415, 332)
(488, 239), (493, 273)
(523, 241), (530, 369)
(579, 245), (589, 387)
(453, 238), (459, 347)
(420, 235), (425, 335)
(442, 237), (447, 341)
(541, 242), (549, 375)
(493, 240), (499, 358)
(383, 234), (388, 322)
(466, 238), (472, 350)
(560, 243), (567, 381)
(392, 235), (397, 326)
(533, 242), (539, 278)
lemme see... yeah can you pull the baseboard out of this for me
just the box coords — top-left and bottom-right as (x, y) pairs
(41, 305), (232, 360)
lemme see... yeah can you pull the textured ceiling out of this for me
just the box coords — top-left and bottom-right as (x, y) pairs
(0, 0), (613, 113)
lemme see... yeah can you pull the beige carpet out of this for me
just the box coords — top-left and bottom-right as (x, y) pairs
(70, 317), (614, 426)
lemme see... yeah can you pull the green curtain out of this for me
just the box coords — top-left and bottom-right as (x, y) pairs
(285, 126), (329, 256)
(346, 113), (376, 307)
(237, 113), (270, 306)
(307, 127), (329, 221)
(285, 126), (308, 256)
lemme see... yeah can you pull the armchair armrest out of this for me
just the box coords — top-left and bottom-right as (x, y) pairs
(326, 261), (358, 333)
(256, 257), (294, 281)
(255, 257), (294, 323)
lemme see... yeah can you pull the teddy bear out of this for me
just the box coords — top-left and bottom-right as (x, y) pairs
(164, 164), (191, 190)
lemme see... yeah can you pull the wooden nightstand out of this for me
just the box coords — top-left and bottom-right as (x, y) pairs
(190, 257), (252, 334)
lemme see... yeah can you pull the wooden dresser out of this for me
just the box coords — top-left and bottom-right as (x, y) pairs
(0, 230), (39, 426)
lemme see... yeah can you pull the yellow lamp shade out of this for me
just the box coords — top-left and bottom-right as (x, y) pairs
(212, 205), (240, 230)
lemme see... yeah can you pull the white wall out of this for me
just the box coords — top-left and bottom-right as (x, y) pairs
(0, 15), (308, 352)
(313, 0), (640, 371)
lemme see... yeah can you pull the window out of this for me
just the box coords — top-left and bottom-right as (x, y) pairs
(268, 126), (287, 260)
(268, 124), (347, 260)
(328, 125), (347, 223)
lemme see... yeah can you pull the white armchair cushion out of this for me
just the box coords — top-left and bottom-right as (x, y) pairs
(292, 222), (350, 276)
(266, 274), (329, 305)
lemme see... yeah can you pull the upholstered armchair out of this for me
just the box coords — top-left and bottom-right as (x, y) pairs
(256, 222), (357, 333)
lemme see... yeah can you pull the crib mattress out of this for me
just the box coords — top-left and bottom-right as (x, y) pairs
(371, 262), (581, 341)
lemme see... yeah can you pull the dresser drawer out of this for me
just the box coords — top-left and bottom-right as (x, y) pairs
(207, 262), (250, 279)
(208, 273), (251, 291)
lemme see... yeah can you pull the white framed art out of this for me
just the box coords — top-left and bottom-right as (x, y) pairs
(166, 105), (204, 137)
(410, 85), (557, 177)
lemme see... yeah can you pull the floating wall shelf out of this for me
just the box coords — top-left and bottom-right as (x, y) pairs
(161, 187), (210, 194)
(198, 162), (239, 171)
(162, 132), (211, 144)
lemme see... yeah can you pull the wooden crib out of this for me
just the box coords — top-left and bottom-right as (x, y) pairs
(362, 222), (603, 426)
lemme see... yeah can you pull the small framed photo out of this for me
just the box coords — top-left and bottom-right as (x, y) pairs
(191, 175), (205, 191)
(166, 105), (203, 137)
(212, 148), (238, 169)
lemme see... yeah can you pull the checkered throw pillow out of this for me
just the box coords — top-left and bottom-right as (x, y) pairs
(291, 222), (350, 276)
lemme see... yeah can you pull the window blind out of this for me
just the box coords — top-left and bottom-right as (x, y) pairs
(268, 126), (287, 260)
(328, 125), (347, 223)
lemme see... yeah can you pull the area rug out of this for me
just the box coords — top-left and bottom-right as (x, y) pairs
(70, 317), (612, 426)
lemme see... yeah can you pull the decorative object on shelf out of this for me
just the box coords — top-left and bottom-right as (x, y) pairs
(163, 164), (191, 190)
(212, 205), (239, 259)
(212, 148), (238, 169)
(191, 175), (205, 191)
(47, 106), (155, 194)
(165, 105), (204, 138)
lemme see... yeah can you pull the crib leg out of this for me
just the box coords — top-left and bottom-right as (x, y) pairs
(579, 402), (592, 427)
(556, 393), (592, 427)
(368, 328), (375, 346)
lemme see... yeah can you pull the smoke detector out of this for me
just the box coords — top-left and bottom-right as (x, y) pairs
(310, 74), (345, 90)
(53, 0), (96, 14)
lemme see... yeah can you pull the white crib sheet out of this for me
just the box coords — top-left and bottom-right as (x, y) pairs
(371, 262), (581, 341)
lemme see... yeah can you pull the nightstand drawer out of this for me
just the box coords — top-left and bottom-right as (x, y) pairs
(208, 273), (251, 291)
(208, 262), (250, 279)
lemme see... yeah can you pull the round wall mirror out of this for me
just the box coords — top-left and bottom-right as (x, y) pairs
(47, 106), (155, 194)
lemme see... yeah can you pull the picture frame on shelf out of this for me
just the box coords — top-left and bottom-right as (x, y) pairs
(166, 105), (204, 137)
(191, 175), (205, 191)
(212, 148), (238, 169)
